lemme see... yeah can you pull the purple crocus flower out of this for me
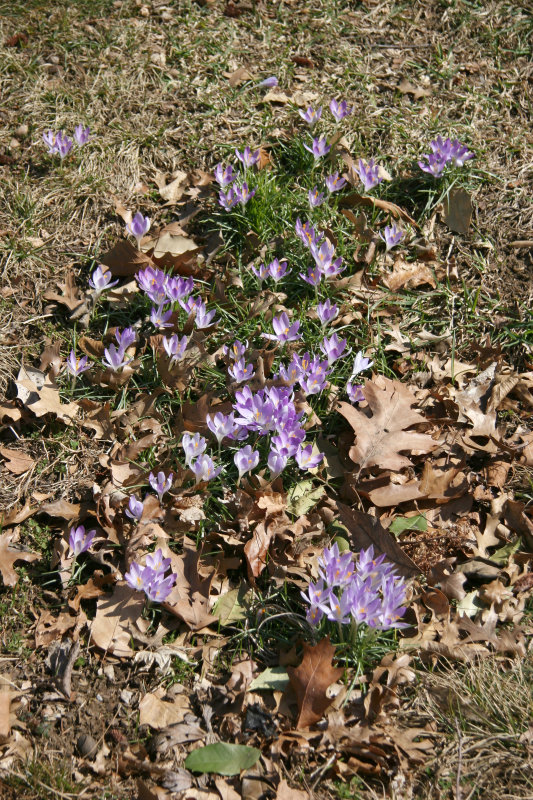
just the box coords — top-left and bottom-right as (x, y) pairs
(214, 163), (235, 187)
(329, 98), (352, 122)
(347, 382), (365, 403)
(295, 444), (323, 470)
(298, 106), (322, 126)
(125, 562), (153, 593)
(66, 350), (90, 377)
(429, 135), (453, 161)
(353, 158), (382, 192)
(319, 332), (348, 365)
(235, 182), (256, 205)
(311, 238), (335, 272)
(308, 187), (325, 208)
(69, 525), (96, 557)
(115, 327), (136, 350)
(219, 187), (239, 210)
(56, 131), (73, 159)
(262, 312), (301, 344)
(148, 470), (173, 501)
(223, 340), (248, 360)
(43, 130), (59, 154)
(145, 548), (172, 575)
(144, 572), (177, 602)
(136, 266), (167, 305)
(89, 265), (118, 294)
(190, 454), (222, 483)
(325, 172), (346, 193)
(228, 358), (255, 383)
(74, 124), (91, 146)
(300, 266), (322, 287)
(150, 304), (173, 329)
(301, 579), (332, 626)
(295, 218), (324, 249)
(182, 432), (207, 466)
(418, 152), (448, 177)
(300, 367), (328, 396)
(304, 136), (331, 160)
(320, 256), (345, 279)
(125, 495), (144, 522)
(448, 138), (474, 167)
(316, 299), (338, 326)
(234, 445), (260, 480)
(235, 146), (260, 168)
(195, 305), (218, 329)
(379, 223), (404, 252)
(351, 350), (373, 378)
(206, 412), (237, 445)
(258, 76), (278, 89)
(102, 344), (131, 371)
(268, 450), (287, 480)
(267, 258), (290, 281)
(179, 295), (204, 316)
(165, 276), (195, 303)
(163, 334), (188, 366)
(251, 262), (269, 283)
(126, 212), (151, 245)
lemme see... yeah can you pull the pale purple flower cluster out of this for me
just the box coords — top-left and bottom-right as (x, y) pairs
(136, 267), (216, 332)
(215, 148), (260, 210)
(181, 432), (223, 483)
(102, 327), (136, 372)
(125, 548), (176, 603)
(69, 525), (95, 557)
(277, 351), (330, 397)
(353, 158), (383, 192)
(43, 125), (90, 158)
(302, 544), (409, 629)
(149, 470), (172, 501)
(252, 259), (290, 284)
(295, 220), (345, 284)
(418, 136), (474, 177)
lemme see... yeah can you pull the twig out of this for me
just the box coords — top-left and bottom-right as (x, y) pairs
(310, 753), (337, 791)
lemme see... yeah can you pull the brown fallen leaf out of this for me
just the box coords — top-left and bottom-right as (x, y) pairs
(14, 365), (79, 424)
(34, 609), (79, 648)
(154, 170), (189, 205)
(225, 66), (253, 86)
(340, 191), (419, 229)
(398, 77), (431, 100)
(0, 447), (35, 475)
(337, 504), (420, 579)
(382, 257), (436, 292)
(442, 187), (472, 234)
(0, 531), (40, 586)
(337, 376), (439, 472)
(287, 636), (343, 729)
(99, 239), (153, 277)
(162, 545), (216, 630)
(139, 688), (193, 730)
(276, 779), (310, 800)
(90, 583), (145, 657)
(43, 271), (85, 313)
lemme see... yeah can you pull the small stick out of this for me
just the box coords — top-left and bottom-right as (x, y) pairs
(455, 718), (463, 800)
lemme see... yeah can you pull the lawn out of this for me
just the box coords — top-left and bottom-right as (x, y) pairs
(0, 1), (532, 798)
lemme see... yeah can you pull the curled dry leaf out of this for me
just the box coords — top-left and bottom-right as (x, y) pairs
(340, 191), (419, 229)
(382, 257), (436, 292)
(287, 636), (344, 729)
(15, 365), (79, 424)
(90, 583), (145, 657)
(0, 447), (35, 475)
(0, 531), (40, 586)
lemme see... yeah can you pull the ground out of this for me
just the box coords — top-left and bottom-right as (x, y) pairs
(0, 1), (532, 799)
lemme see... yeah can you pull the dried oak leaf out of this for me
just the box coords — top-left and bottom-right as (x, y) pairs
(337, 376), (438, 471)
(287, 636), (343, 729)
(337, 504), (419, 579)
(382, 257), (436, 292)
(99, 239), (153, 277)
(0, 447), (35, 475)
(15, 366), (79, 424)
(340, 191), (419, 229)
(43, 271), (85, 313)
(162, 545), (216, 630)
(0, 531), (40, 586)
(90, 583), (145, 657)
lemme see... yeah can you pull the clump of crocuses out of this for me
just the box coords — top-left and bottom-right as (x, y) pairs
(125, 548), (176, 602)
(302, 543), (409, 631)
(418, 136), (474, 177)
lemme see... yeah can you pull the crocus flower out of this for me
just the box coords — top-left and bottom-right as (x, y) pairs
(267, 258), (290, 281)
(69, 525), (95, 557)
(144, 572), (176, 602)
(268, 450), (287, 479)
(316, 299), (338, 326)
(145, 548), (171, 575)
(182, 432), (207, 465)
(126, 212), (151, 244)
(234, 445), (259, 479)
(258, 76), (278, 88)
(347, 382), (365, 403)
(165, 276), (195, 303)
(304, 136), (331, 160)
(296, 444), (323, 470)
(299, 106), (322, 126)
(262, 312), (301, 344)
(325, 172), (346, 192)
(308, 187), (325, 208)
(74, 124), (90, 146)
(163, 334), (188, 365)
(195, 305), (218, 329)
(190, 454), (222, 483)
(150, 304), (173, 329)
(350, 351), (373, 378)
(102, 344), (131, 371)
(295, 218), (324, 249)
(223, 340), (248, 360)
(319, 332), (348, 365)
(235, 146), (260, 168)
(251, 262), (269, 283)
(136, 266), (167, 305)
(88, 265), (118, 294)
(149, 471), (173, 501)
(448, 138), (474, 167)
(125, 495), (144, 522)
(380, 223), (404, 252)
(115, 327), (136, 350)
(235, 182), (256, 205)
(418, 152), (448, 177)
(66, 350), (90, 377)
(219, 187), (239, 209)
(125, 562), (153, 592)
(206, 412), (237, 445)
(353, 158), (382, 192)
(179, 295), (205, 316)
(43, 130), (59, 154)
(214, 163), (235, 187)
(329, 98), (352, 121)
(228, 358), (255, 383)
(300, 267), (322, 287)
(56, 131), (73, 159)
